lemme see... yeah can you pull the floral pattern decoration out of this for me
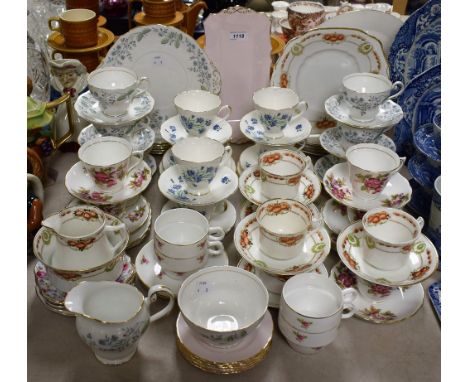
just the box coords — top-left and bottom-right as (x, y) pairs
(261, 152), (282, 165)
(358, 306), (397, 323)
(354, 173), (389, 195)
(382, 193), (411, 208)
(297, 318), (313, 330)
(182, 166), (216, 187)
(129, 168), (150, 190)
(77, 188), (113, 203)
(67, 237), (96, 251)
(240, 229), (252, 249)
(90, 163), (126, 189)
(303, 184), (315, 200)
(260, 112), (290, 131)
(265, 201), (291, 215)
(292, 330), (307, 342)
(180, 115), (212, 135)
(73, 208), (99, 221)
(325, 175), (352, 201)
(366, 211), (390, 225)
(334, 263), (357, 289)
(127, 205), (146, 222)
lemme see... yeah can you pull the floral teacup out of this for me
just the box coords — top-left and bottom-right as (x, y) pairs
(287, 1), (325, 33)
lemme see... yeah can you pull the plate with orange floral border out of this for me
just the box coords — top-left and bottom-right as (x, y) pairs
(336, 222), (438, 287)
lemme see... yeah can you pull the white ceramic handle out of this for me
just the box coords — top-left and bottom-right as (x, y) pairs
(305, 156), (312, 169)
(387, 81), (404, 101)
(130, 77), (150, 100)
(221, 146), (232, 167)
(416, 216), (425, 230)
(207, 240), (224, 256)
(104, 222), (127, 253)
(27, 174), (44, 202)
(208, 226), (225, 241)
(291, 101), (308, 120)
(146, 284), (175, 323)
(127, 153), (144, 174)
(341, 287), (358, 319)
(217, 105), (231, 121)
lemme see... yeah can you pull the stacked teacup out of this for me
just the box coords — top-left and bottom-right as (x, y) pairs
(279, 1), (326, 42)
(158, 90), (238, 235)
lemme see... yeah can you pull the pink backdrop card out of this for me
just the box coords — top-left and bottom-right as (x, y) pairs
(204, 7), (271, 143)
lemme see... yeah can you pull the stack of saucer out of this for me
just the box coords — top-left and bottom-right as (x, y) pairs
(158, 90), (238, 234)
(235, 199), (331, 307)
(33, 206), (135, 315)
(332, 207), (438, 324)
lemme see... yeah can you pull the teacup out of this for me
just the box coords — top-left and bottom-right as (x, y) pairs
(342, 73), (404, 122)
(48, 9), (98, 48)
(172, 137), (232, 195)
(178, 266), (269, 347)
(278, 273), (357, 354)
(287, 1), (325, 33)
(362, 208), (424, 270)
(88, 67), (149, 117)
(174, 90), (231, 136)
(153, 208), (225, 275)
(256, 199), (322, 260)
(429, 176), (441, 235)
(78, 136), (144, 192)
(279, 18), (298, 42)
(338, 124), (388, 148)
(253, 87), (308, 139)
(258, 149), (311, 199)
(272, 1), (290, 12)
(170, 200), (227, 221)
(346, 143), (405, 200)
(66, 0), (100, 15)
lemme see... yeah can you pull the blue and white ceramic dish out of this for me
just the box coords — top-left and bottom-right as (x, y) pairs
(407, 153), (440, 189)
(413, 123), (441, 163)
(428, 281), (441, 321)
(389, 0), (441, 84)
(313, 154), (343, 182)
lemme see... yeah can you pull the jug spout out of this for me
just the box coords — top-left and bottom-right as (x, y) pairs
(64, 281), (101, 317)
(41, 212), (62, 234)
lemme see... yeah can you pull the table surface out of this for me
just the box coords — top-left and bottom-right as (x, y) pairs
(27, 144), (440, 382)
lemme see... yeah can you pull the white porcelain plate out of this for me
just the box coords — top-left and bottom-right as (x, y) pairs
(322, 198), (351, 235)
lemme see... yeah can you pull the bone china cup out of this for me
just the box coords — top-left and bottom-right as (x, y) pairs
(153, 208), (225, 274)
(362, 208), (424, 271)
(88, 67), (149, 117)
(259, 149), (311, 199)
(174, 90), (231, 136)
(253, 87), (308, 139)
(256, 199), (322, 260)
(287, 1), (325, 33)
(78, 136), (143, 192)
(172, 137), (232, 195)
(342, 73), (404, 122)
(346, 143), (405, 200)
(178, 266), (269, 347)
(48, 9), (98, 48)
(279, 273), (357, 354)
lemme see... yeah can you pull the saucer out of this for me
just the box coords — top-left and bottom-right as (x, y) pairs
(323, 162), (412, 211)
(158, 165), (238, 207)
(78, 124), (156, 154)
(161, 200), (237, 234)
(239, 144), (263, 171)
(237, 259), (328, 308)
(240, 110), (312, 146)
(407, 153), (440, 189)
(336, 222), (438, 287)
(428, 281), (441, 321)
(239, 199), (258, 221)
(320, 127), (396, 159)
(346, 207), (366, 223)
(176, 311), (273, 374)
(135, 240), (229, 295)
(322, 199), (351, 235)
(65, 160), (152, 205)
(144, 154), (158, 176)
(313, 154), (343, 182)
(127, 209), (152, 249)
(234, 213), (331, 276)
(160, 115), (232, 145)
(160, 148), (236, 173)
(34, 255), (136, 307)
(331, 261), (424, 324)
(239, 166), (321, 206)
(325, 94), (404, 128)
(75, 90), (154, 126)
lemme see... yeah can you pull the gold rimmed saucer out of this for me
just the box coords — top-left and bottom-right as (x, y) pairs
(47, 27), (115, 53)
(134, 11), (184, 27)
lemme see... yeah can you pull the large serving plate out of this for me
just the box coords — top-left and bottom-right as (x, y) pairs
(101, 25), (221, 133)
(321, 9), (403, 54)
(389, 0), (440, 84)
(271, 27), (388, 137)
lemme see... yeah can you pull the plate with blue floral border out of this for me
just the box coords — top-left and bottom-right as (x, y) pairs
(428, 280), (441, 321)
(413, 123), (441, 163)
(407, 152), (440, 189)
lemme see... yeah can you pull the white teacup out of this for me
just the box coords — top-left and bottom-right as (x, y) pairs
(256, 199), (322, 260)
(178, 266), (269, 348)
(174, 90), (231, 136)
(172, 137), (232, 195)
(346, 143), (405, 200)
(279, 273), (357, 354)
(153, 208), (224, 275)
(253, 87), (308, 138)
(342, 73), (404, 122)
(258, 149), (311, 199)
(362, 208), (424, 271)
(78, 136), (143, 192)
(88, 67), (149, 117)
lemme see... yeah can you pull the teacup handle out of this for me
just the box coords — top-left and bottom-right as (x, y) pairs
(221, 145), (232, 167)
(217, 105), (231, 121)
(146, 284), (175, 323)
(387, 81), (404, 101)
(207, 240), (224, 256)
(416, 216), (425, 230)
(291, 101), (308, 120)
(390, 157), (406, 175)
(127, 153), (144, 174)
(305, 156), (312, 169)
(208, 226), (225, 241)
(103, 222), (127, 253)
(128, 77), (150, 101)
(341, 287), (358, 319)
(48, 17), (61, 32)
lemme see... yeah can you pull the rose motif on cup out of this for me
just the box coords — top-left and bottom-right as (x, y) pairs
(288, 175), (301, 186)
(240, 229), (252, 249)
(366, 211), (390, 225)
(303, 184), (315, 199)
(129, 168), (150, 190)
(265, 201), (291, 215)
(297, 318), (313, 329)
(292, 330), (307, 342)
(355, 173), (389, 195)
(180, 115), (212, 135)
(91, 164), (126, 188)
(367, 283), (393, 298)
(280, 73), (289, 88)
(261, 152), (282, 165)
(334, 263), (357, 288)
(71, 208), (99, 221)
(279, 234), (303, 247)
(67, 237), (96, 251)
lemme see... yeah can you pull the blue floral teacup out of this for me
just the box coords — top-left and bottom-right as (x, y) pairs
(253, 87), (307, 139)
(174, 90), (231, 137)
(172, 137), (232, 195)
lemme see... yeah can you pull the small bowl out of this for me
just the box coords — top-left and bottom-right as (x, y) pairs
(178, 266), (269, 348)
